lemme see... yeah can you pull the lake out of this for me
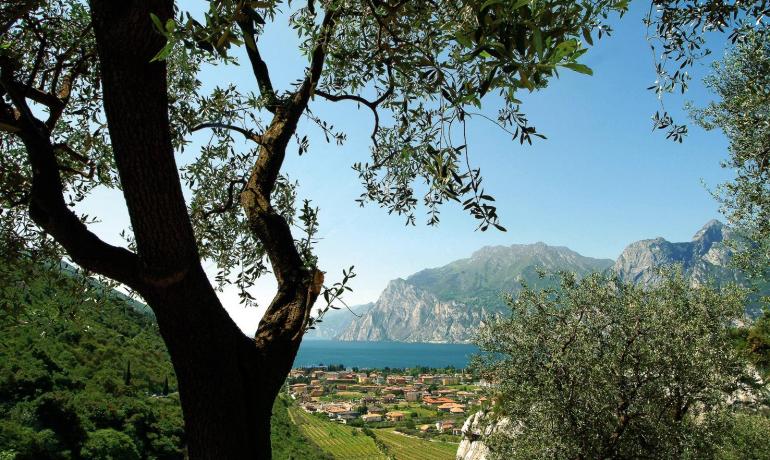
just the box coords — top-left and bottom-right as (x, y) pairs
(293, 340), (480, 369)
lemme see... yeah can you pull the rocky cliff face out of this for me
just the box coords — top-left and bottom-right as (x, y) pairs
(613, 220), (740, 287)
(456, 411), (514, 460)
(337, 220), (761, 344)
(337, 244), (613, 343)
(335, 280), (495, 342)
(305, 303), (374, 340)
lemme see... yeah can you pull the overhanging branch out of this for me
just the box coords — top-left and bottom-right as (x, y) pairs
(0, 58), (144, 289)
(237, 7), (278, 113)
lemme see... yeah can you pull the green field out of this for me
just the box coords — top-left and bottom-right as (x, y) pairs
(374, 429), (458, 460)
(287, 405), (458, 460)
(288, 406), (387, 459)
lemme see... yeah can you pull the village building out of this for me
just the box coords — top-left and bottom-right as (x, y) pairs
(405, 391), (421, 402)
(419, 374), (436, 384)
(386, 411), (406, 422)
(435, 420), (455, 433)
(439, 375), (459, 385)
(361, 413), (383, 423)
(437, 402), (466, 413)
(289, 383), (308, 394)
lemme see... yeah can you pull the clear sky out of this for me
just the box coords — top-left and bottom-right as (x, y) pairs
(77, 2), (733, 334)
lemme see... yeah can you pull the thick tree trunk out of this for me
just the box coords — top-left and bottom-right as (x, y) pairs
(143, 263), (312, 458)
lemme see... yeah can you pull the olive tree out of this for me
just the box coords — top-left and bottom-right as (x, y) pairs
(645, 0), (770, 141)
(473, 271), (749, 459)
(688, 30), (770, 286)
(0, 0), (629, 457)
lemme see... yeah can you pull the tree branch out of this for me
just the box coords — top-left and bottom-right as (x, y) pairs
(292, 9), (337, 110)
(191, 121), (264, 144)
(0, 61), (144, 289)
(200, 178), (245, 218)
(237, 7), (278, 113)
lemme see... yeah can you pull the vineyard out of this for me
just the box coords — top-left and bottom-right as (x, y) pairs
(374, 429), (459, 460)
(286, 405), (458, 460)
(287, 406), (387, 459)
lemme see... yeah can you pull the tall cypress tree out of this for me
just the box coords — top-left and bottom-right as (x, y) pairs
(124, 360), (132, 386)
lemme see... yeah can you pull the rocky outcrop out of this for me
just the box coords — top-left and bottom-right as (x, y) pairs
(456, 411), (515, 460)
(335, 280), (494, 343)
(337, 244), (614, 343)
(613, 220), (740, 288)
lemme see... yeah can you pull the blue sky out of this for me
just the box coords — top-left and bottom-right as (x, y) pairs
(79, 3), (733, 332)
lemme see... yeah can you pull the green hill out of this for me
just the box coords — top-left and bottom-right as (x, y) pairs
(0, 254), (326, 459)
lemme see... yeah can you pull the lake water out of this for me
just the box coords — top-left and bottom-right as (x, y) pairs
(294, 340), (480, 369)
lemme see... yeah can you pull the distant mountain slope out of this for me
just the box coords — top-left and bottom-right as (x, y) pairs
(614, 220), (766, 316)
(408, 243), (614, 307)
(337, 243), (614, 343)
(338, 220), (766, 343)
(305, 303), (374, 340)
(614, 220), (737, 286)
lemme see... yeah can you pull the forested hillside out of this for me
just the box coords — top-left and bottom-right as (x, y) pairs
(0, 253), (325, 459)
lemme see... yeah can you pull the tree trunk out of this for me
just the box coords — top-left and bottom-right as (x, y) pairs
(143, 263), (311, 458)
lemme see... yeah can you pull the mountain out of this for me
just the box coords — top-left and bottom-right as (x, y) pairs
(614, 220), (738, 287)
(337, 220), (764, 343)
(305, 303), (374, 340)
(336, 244), (614, 343)
(408, 243), (615, 307)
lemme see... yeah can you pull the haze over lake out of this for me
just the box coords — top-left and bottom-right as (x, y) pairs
(294, 341), (480, 369)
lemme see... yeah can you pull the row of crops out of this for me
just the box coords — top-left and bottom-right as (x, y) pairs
(286, 405), (459, 460)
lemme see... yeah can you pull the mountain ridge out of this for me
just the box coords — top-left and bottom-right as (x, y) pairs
(333, 220), (761, 343)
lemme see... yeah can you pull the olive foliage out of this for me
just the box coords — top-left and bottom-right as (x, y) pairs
(473, 271), (753, 459)
(690, 30), (770, 287)
(645, 0), (770, 141)
(1, 0), (630, 311)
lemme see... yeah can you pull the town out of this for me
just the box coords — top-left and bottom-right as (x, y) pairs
(285, 366), (489, 441)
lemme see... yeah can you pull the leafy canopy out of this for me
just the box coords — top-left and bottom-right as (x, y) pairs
(473, 270), (753, 459)
(1, 0), (628, 310)
(690, 30), (770, 286)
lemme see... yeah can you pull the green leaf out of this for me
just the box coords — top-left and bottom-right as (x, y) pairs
(582, 27), (593, 46)
(563, 62), (593, 75)
(149, 13), (164, 34)
(165, 18), (176, 34)
(533, 28), (543, 57)
(150, 41), (174, 62)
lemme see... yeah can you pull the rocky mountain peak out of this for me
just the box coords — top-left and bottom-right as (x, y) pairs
(692, 219), (726, 254)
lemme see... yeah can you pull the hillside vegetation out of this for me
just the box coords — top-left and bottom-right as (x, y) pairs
(0, 254), (330, 459)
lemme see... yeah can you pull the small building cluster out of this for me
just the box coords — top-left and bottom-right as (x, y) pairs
(286, 366), (488, 439)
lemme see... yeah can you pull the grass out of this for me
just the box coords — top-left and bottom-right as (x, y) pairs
(288, 406), (387, 459)
(373, 428), (458, 460)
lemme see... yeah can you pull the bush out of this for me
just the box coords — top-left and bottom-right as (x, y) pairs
(81, 429), (140, 460)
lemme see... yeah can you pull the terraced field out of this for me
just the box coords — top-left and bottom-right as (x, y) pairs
(287, 405), (458, 460)
(287, 406), (387, 459)
(373, 429), (458, 460)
